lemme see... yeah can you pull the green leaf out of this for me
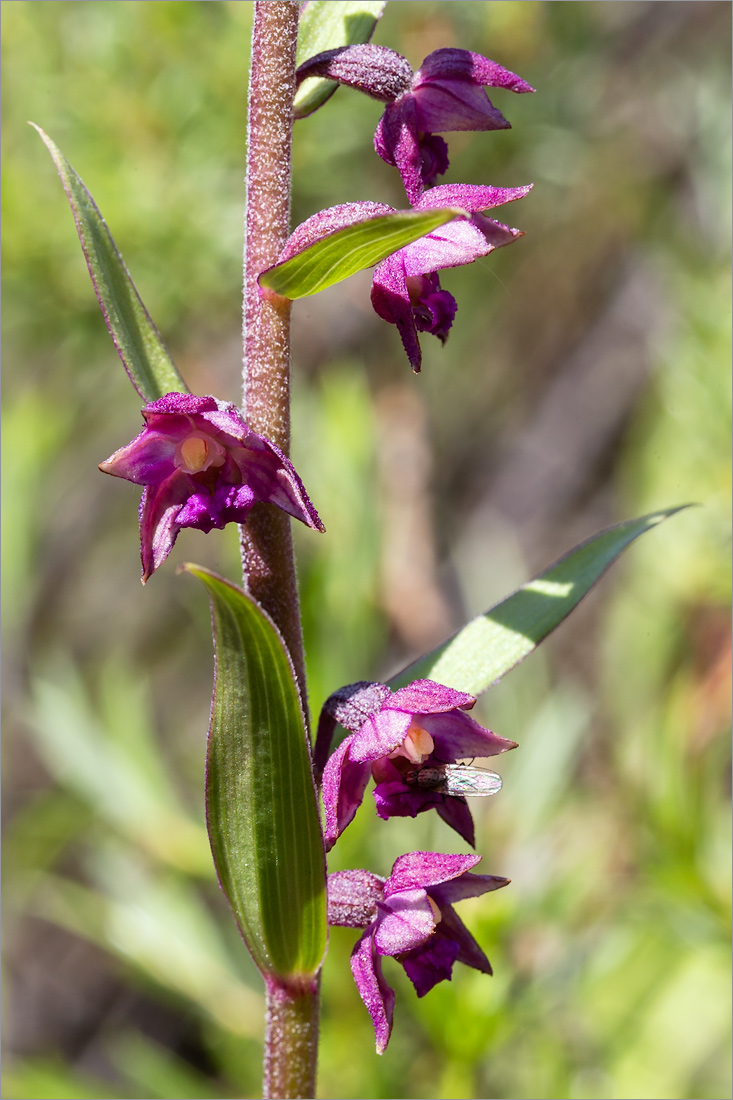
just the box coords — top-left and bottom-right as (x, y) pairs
(259, 206), (465, 299)
(294, 1), (387, 119)
(183, 564), (327, 981)
(390, 507), (689, 694)
(32, 124), (187, 403)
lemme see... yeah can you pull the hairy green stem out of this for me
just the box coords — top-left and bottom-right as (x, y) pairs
(263, 977), (320, 1100)
(241, 0), (307, 703)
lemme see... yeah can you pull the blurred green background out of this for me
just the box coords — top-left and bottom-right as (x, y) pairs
(2, 3), (730, 1098)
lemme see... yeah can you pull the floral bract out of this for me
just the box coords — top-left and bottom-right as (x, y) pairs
(99, 392), (324, 581)
(328, 851), (509, 1053)
(320, 678), (517, 849)
(296, 44), (534, 201)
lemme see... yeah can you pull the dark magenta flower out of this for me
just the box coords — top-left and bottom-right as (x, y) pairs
(328, 851), (509, 1053)
(319, 678), (516, 849)
(270, 182), (531, 372)
(371, 183), (531, 371)
(99, 392), (323, 581)
(296, 44), (534, 201)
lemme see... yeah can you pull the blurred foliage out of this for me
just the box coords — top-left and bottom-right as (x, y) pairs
(2, 3), (730, 1099)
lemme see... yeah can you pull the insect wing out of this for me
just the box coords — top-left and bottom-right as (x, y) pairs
(410, 765), (503, 797)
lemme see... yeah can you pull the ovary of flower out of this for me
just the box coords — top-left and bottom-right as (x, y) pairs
(176, 433), (226, 473)
(389, 720), (435, 765)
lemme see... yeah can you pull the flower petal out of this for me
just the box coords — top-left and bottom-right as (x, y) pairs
(416, 49), (535, 94)
(138, 473), (191, 582)
(389, 679), (476, 714)
(296, 44), (413, 102)
(430, 901), (493, 975)
(400, 220), (493, 277)
(322, 735), (372, 850)
(348, 707), (413, 764)
(413, 79), (511, 133)
(431, 872), (510, 907)
(421, 708), (517, 759)
(374, 95), (425, 205)
(416, 183), (533, 214)
(350, 929), (396, 1055)
(234, 436), (325, 532)
(386, 851), (481, 896)
(278, 201), (393, 263)
(374, 889), (436, 955)
(99, 428), (179, 485)
(435, 798), (475, 847)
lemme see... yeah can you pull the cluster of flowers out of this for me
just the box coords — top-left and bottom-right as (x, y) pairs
(99, 41), (531, 1051)
(315, 677), (517, 1051)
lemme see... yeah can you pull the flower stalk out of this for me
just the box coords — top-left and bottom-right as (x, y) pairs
(241, 0), (308, 702)
(264, 977), (321, 1100)
(242, 5), (320, 1097)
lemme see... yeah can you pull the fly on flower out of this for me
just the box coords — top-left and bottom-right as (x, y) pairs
(405, 764), (503, 798)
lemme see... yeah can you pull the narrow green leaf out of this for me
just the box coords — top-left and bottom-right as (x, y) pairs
(294, 1), (387, 119)
(32, 124), (187, 403)
(183, 564), (327, 981)
(390, 507), (689, 694)
(260, 206), (464, 299)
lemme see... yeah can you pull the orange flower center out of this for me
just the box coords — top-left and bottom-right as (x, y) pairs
(388, 719), (434, 765)
(179, 436), (210, 472)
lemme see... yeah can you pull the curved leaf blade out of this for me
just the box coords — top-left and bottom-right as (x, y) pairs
(183, 564), (327, 981)
(390, 507), (689, 694)
(294, 1), (387, 119)
(259, 207), (465, 300)
(33, 124), (187, 403)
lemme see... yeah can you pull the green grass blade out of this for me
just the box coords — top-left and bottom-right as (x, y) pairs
(33, 124), (187, 402)
(259, 206), (464, 299)
(390, 507), (690, 694)
(294, 1), (387, 119)
(183, 564), (327, 982)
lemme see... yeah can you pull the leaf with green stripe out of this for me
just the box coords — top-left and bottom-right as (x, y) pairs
(33, 124), (187, 403)
(390, 507), (689, 694)
(259, 206), (464, 300)
(294, 1), (387, 119)
(183, 564), (327, 981)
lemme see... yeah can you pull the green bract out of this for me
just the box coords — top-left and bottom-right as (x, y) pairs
(183, 565), (327, 982)
(259, 206), (465, 300)
(34, 124), (187, 403)
(294, 0), (387, 119)
(390, 508), (689, 694)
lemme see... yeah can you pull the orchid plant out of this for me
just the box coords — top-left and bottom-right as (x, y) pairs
(36, 3), (684, 1097)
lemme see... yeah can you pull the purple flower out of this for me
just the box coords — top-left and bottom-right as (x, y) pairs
(296, 44), (534, 201)
(270, 183), (531, 372)
(319, 678), (516, 849)
(99, 392), (323, 581)
(371, 183), (531, 371)
(328, 851), (509, 1053)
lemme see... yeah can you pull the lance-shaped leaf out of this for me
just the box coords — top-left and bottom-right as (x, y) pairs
(294, 1), (387, 119)
(33, 124), (187, 403)
(259, 206), (465, 300)
(183, 564), (327, 981)
(390, 507), (689, 695)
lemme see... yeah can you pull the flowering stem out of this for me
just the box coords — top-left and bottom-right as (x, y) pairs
(241, 5), (321, 1096)
(241, 0), (307, 701)
(263, 977), (320, 1100)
